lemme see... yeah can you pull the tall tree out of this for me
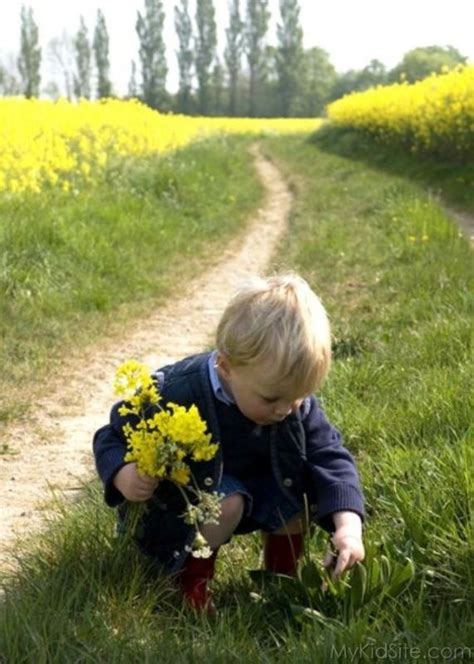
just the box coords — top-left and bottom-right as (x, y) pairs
(0, 55), (21, 96)
(73, 16), (91, 99)
(195, 0), (217, 115)
(211, 57), (224, 115)
(330, 60), (388, 101)
(17, 5), (41, 98)
(244, 0), (270, 116)
(361, 59), (388, 88)
(389, 46), (467, 83)
(43, 80), (61, 100)
(259, 44), (280, 116)
(128, 60), (138, 98)
(298, 47), (337, 116)
(136, 0), (168, 109)
(93, 9), (112, 98)
(174, 0), (194, 114)
(224, 0), (244, 115)
(47, 32), (75, 100)
(276, 0), (303, 116)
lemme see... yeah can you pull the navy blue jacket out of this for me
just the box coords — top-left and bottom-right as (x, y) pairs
(93, 352), (365, 572)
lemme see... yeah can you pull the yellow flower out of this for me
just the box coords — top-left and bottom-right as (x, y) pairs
(326, 65), (474, 159)
(114, 360), (219, 482)
(192, 443), (220, 462)
(113, 360), (160, 412)
(166, 403), (212, 445)
(115, 359), (222, 537)
(170, 465), (191, 485)
(0, 97), (323, 194)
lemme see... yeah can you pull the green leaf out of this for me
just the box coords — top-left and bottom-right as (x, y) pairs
(290, 604), (345, 631)
(387, 558), (415, 597)
(380, 554), (392, 584)
(322, 569), (349, 598)
(367, 556), (380, 593)
(248, 569), (279, 588)
(248, 569), (305, 598)
(350, 561), (367, 609)
(300, 560), (324, 588)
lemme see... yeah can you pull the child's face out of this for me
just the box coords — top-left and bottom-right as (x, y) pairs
(217, 355), (305, 426)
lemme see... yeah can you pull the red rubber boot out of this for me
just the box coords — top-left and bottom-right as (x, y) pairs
(263, 533), (304, 577)
(178, 549), (219, 614)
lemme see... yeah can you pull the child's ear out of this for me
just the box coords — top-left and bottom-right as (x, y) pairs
(216, 352), (231, 379)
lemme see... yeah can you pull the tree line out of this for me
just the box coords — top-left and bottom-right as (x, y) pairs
(1, 1), (467, 117)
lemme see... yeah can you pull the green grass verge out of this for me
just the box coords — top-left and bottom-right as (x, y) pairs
(1, 134), (472, 661)
(312, 124), (474, 212)
(0, 135), (262, 422)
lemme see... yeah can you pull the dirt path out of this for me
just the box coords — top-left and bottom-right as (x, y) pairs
(447, 207), (474, 245)
(0, 145), (292, 573)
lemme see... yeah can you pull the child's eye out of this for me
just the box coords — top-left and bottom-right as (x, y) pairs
(262, 396), (279, 404)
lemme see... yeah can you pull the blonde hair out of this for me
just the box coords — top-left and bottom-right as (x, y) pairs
(216, 273), (331, 394)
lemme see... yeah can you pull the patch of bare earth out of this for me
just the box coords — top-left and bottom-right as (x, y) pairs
(447, 208), (474, 246)
(0, 146), (292, 574)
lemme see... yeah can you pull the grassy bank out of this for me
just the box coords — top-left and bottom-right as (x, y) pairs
(1, 134), (472, 661)
(0, 135), (262, 422)
(312, 124), (474, 212)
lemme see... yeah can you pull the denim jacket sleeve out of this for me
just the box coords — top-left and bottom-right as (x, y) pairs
(301, 396), (365, 531)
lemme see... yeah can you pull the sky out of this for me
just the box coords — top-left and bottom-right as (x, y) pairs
(1, 0), (473, 95)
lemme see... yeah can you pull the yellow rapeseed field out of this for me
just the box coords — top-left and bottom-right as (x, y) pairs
(0, 98), (321, 194)
(326, 65), (474, 158)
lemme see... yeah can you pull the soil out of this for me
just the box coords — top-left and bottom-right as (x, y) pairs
(0, 145), (292, 574)
(448, 207), (474, 245)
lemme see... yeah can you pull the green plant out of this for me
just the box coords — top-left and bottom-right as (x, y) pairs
(249, 537), (415, 626)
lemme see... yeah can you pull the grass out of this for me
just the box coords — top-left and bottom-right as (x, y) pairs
(262, 133), (473, 652)
(0, 135), (262, 423)
(1, 132), (473, 662)
(311, 124), (474, 212)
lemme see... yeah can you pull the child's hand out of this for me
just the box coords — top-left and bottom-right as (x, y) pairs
(113, 462), (159, 502)
(323, 531), (365, 578)
(323, 511), (365, 578)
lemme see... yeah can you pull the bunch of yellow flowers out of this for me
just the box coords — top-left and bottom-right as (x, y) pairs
(114, 360), (221, 557)
(326, 65), (474, 159)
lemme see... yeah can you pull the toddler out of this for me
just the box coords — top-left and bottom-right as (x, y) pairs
(93, 273), (365, 612)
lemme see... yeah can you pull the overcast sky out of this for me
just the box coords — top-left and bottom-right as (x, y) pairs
(1, 0), (473, 95)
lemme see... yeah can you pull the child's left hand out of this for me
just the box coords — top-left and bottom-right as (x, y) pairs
(323, 511), (365, 578)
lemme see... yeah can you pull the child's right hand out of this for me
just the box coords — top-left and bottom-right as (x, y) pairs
(113, 463), (159, 502)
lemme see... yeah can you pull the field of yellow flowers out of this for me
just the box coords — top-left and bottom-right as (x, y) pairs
(0, 98), (320, 195)
(326, 65), (474, 159)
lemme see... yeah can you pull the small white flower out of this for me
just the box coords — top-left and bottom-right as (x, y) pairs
(192, 545), (213, 559)
(191, 531), (213, 558)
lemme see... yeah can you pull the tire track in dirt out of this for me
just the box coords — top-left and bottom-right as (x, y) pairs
(0, 145), (292, 573)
